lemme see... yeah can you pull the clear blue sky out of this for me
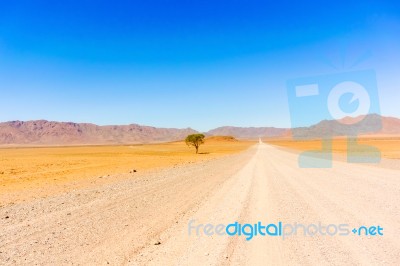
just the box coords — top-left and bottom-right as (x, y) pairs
(0, 0), (399, 131)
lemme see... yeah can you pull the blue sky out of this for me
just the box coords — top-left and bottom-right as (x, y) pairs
(0, 1), (399, 131)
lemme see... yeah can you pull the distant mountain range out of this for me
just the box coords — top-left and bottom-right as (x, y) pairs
(0, 120), (197, 145)
(0, 115), (399, 145)
(208, 114), (400, 139)
(289, 114), (400, 139)
(207, 126), (289, 139)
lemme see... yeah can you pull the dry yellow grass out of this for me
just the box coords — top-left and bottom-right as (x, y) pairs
(265, 137), (400, 159)
(0, 139), (254, 205)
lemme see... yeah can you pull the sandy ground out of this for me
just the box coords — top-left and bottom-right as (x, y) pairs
(0, 139), (252, 205)
(0, 143), (399, 265)
(265, 137), (400, 159)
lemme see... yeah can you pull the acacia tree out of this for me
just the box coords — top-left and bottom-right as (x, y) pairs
(185, 134), (205, 154)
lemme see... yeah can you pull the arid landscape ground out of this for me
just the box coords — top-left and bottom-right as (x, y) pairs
(265, 137), (400, 160)
(0, 136), (399, 265)
(0, 139), (399, 265)
(0, 137), (252, 205)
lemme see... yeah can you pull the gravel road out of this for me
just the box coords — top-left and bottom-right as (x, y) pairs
(1, 143), (399, 265)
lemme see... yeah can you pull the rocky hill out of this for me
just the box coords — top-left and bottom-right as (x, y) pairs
(0, 115), (399, 145)
(0, 120), (197, 145)
(207, 126), (289, 139)
(207, 115), (400, 139)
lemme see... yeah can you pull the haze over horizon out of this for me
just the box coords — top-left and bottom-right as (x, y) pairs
(1, 1), (399, 131)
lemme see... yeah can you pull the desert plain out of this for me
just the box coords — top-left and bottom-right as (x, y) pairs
(0, 136), (399, 265)
(0, 136), (252, 205)
(265, 137), (400, 160)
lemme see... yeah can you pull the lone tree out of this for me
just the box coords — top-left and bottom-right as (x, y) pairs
(185, 134), (205, 154)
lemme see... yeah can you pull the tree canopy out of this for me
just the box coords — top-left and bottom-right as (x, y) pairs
(185, 134), (205, 154)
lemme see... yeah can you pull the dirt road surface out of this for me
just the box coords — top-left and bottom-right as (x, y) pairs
(1, 143), (399, 265)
